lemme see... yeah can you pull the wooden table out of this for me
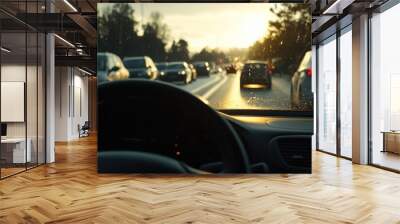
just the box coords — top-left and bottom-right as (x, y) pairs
(382, 131), (400, 154)
(1, 138), (31, 164)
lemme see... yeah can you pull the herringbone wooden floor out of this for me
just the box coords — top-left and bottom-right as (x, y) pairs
(1, 135), (400, 224)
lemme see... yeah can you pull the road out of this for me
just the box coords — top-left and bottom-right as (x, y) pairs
(173, 71), (292, 110)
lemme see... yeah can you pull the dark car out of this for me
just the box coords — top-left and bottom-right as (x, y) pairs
(155, 62), (168, 75)
(123, 56), (159, 80)
(240, 61), (272, 89)
(291, 51), (312, 110)
(225, 64), (237, 74)
(158, 62), (192, 84)
(193, 61), (210, 77)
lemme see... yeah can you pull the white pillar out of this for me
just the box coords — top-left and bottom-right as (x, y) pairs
(352, 14), (369, 164)
(312, 45), (317, 150)
(46, 1), (55, 163)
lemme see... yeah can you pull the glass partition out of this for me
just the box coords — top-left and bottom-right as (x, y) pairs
(0, 1), (46, 179)
(1, 31), (28, 177)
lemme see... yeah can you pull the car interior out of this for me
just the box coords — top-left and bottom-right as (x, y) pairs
(98, 79), (312, 174)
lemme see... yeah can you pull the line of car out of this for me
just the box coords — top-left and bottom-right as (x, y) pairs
(98, 51), (313, 110)
(97, 53), (212, 85)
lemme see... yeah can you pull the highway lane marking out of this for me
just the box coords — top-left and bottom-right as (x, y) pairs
(190, 75), (222, 94)
(201, 74), (228, 100)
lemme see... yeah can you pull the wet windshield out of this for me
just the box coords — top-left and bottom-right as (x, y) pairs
(156, 63), (168, 70)
(98, 3), (312, 111)
(168, 64), (185, 69)
(97, 55), (107, 71)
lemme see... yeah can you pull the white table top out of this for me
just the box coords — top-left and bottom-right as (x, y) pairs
(1, 138), (29, 143)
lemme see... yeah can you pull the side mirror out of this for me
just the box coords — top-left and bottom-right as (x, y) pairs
(109, 66), (120, 73)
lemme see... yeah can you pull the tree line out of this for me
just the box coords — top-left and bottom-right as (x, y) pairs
(98, 4), (227, 64)
(98, 3), (311, 74)
(247, 4), (311, 75)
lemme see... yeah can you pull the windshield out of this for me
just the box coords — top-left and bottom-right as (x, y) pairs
(97, 3), (311, 112)
(243, 63), (267, 73)
(168, 63), (185, 69)
(193, 62), (208, 67)
(124, 59), (145, 69)
(156, 63), (168, 70)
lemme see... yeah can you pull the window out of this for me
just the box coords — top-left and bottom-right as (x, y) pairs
(339, 27), (352, 158)
(370, 3), (400, 171)
(317, 35), (337, 154)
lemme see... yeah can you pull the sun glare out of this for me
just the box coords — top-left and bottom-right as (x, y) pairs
(236, 14), (269, 48)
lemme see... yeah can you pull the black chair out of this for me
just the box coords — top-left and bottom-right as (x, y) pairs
(79, 121), (90, 138)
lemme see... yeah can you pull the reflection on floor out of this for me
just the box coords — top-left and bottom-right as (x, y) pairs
(373, 151), (400, 171)
(0, 135), (400, 223)
(0, 167), (25, 178)
(0, 162), (43, 178)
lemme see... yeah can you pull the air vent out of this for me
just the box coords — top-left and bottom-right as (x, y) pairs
(276, 136), (311, 169)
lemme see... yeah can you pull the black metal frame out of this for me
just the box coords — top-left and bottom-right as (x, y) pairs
(367, 10), (373, 166)
(0, 10), (2, 179)
(315, 44), (319, 151)
(336, 24), (341, 158)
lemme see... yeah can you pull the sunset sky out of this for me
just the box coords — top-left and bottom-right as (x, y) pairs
(98, 3), (280, 52)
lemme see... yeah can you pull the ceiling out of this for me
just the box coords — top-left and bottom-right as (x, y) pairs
(0, 0), (394, 74)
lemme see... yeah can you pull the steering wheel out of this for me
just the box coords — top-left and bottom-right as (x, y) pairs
(97, 79), (250, 173)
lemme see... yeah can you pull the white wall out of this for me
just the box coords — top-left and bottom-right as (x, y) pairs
(1, 63), (46, 164)
(55, 67), (89, 141)
(1, 65), (30, 138)
(55, 67), (70, 141)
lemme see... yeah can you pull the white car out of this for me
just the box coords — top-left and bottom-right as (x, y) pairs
(97, 52), (129, 83)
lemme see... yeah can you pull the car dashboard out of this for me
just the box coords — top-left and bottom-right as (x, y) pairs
(224, 114), (313, 173)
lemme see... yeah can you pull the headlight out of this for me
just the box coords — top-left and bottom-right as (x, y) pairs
(160, 71), (165, 76)
(179, 71), (186, 75)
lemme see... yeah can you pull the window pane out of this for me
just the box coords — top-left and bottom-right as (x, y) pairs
(318, 37), (337, 154)
(340, 29), (352, 158)
(371, 4), (400, 171)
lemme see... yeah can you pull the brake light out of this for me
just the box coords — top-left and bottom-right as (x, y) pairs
(266, 67), (272, 75)
(306, 68), (312, 77)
